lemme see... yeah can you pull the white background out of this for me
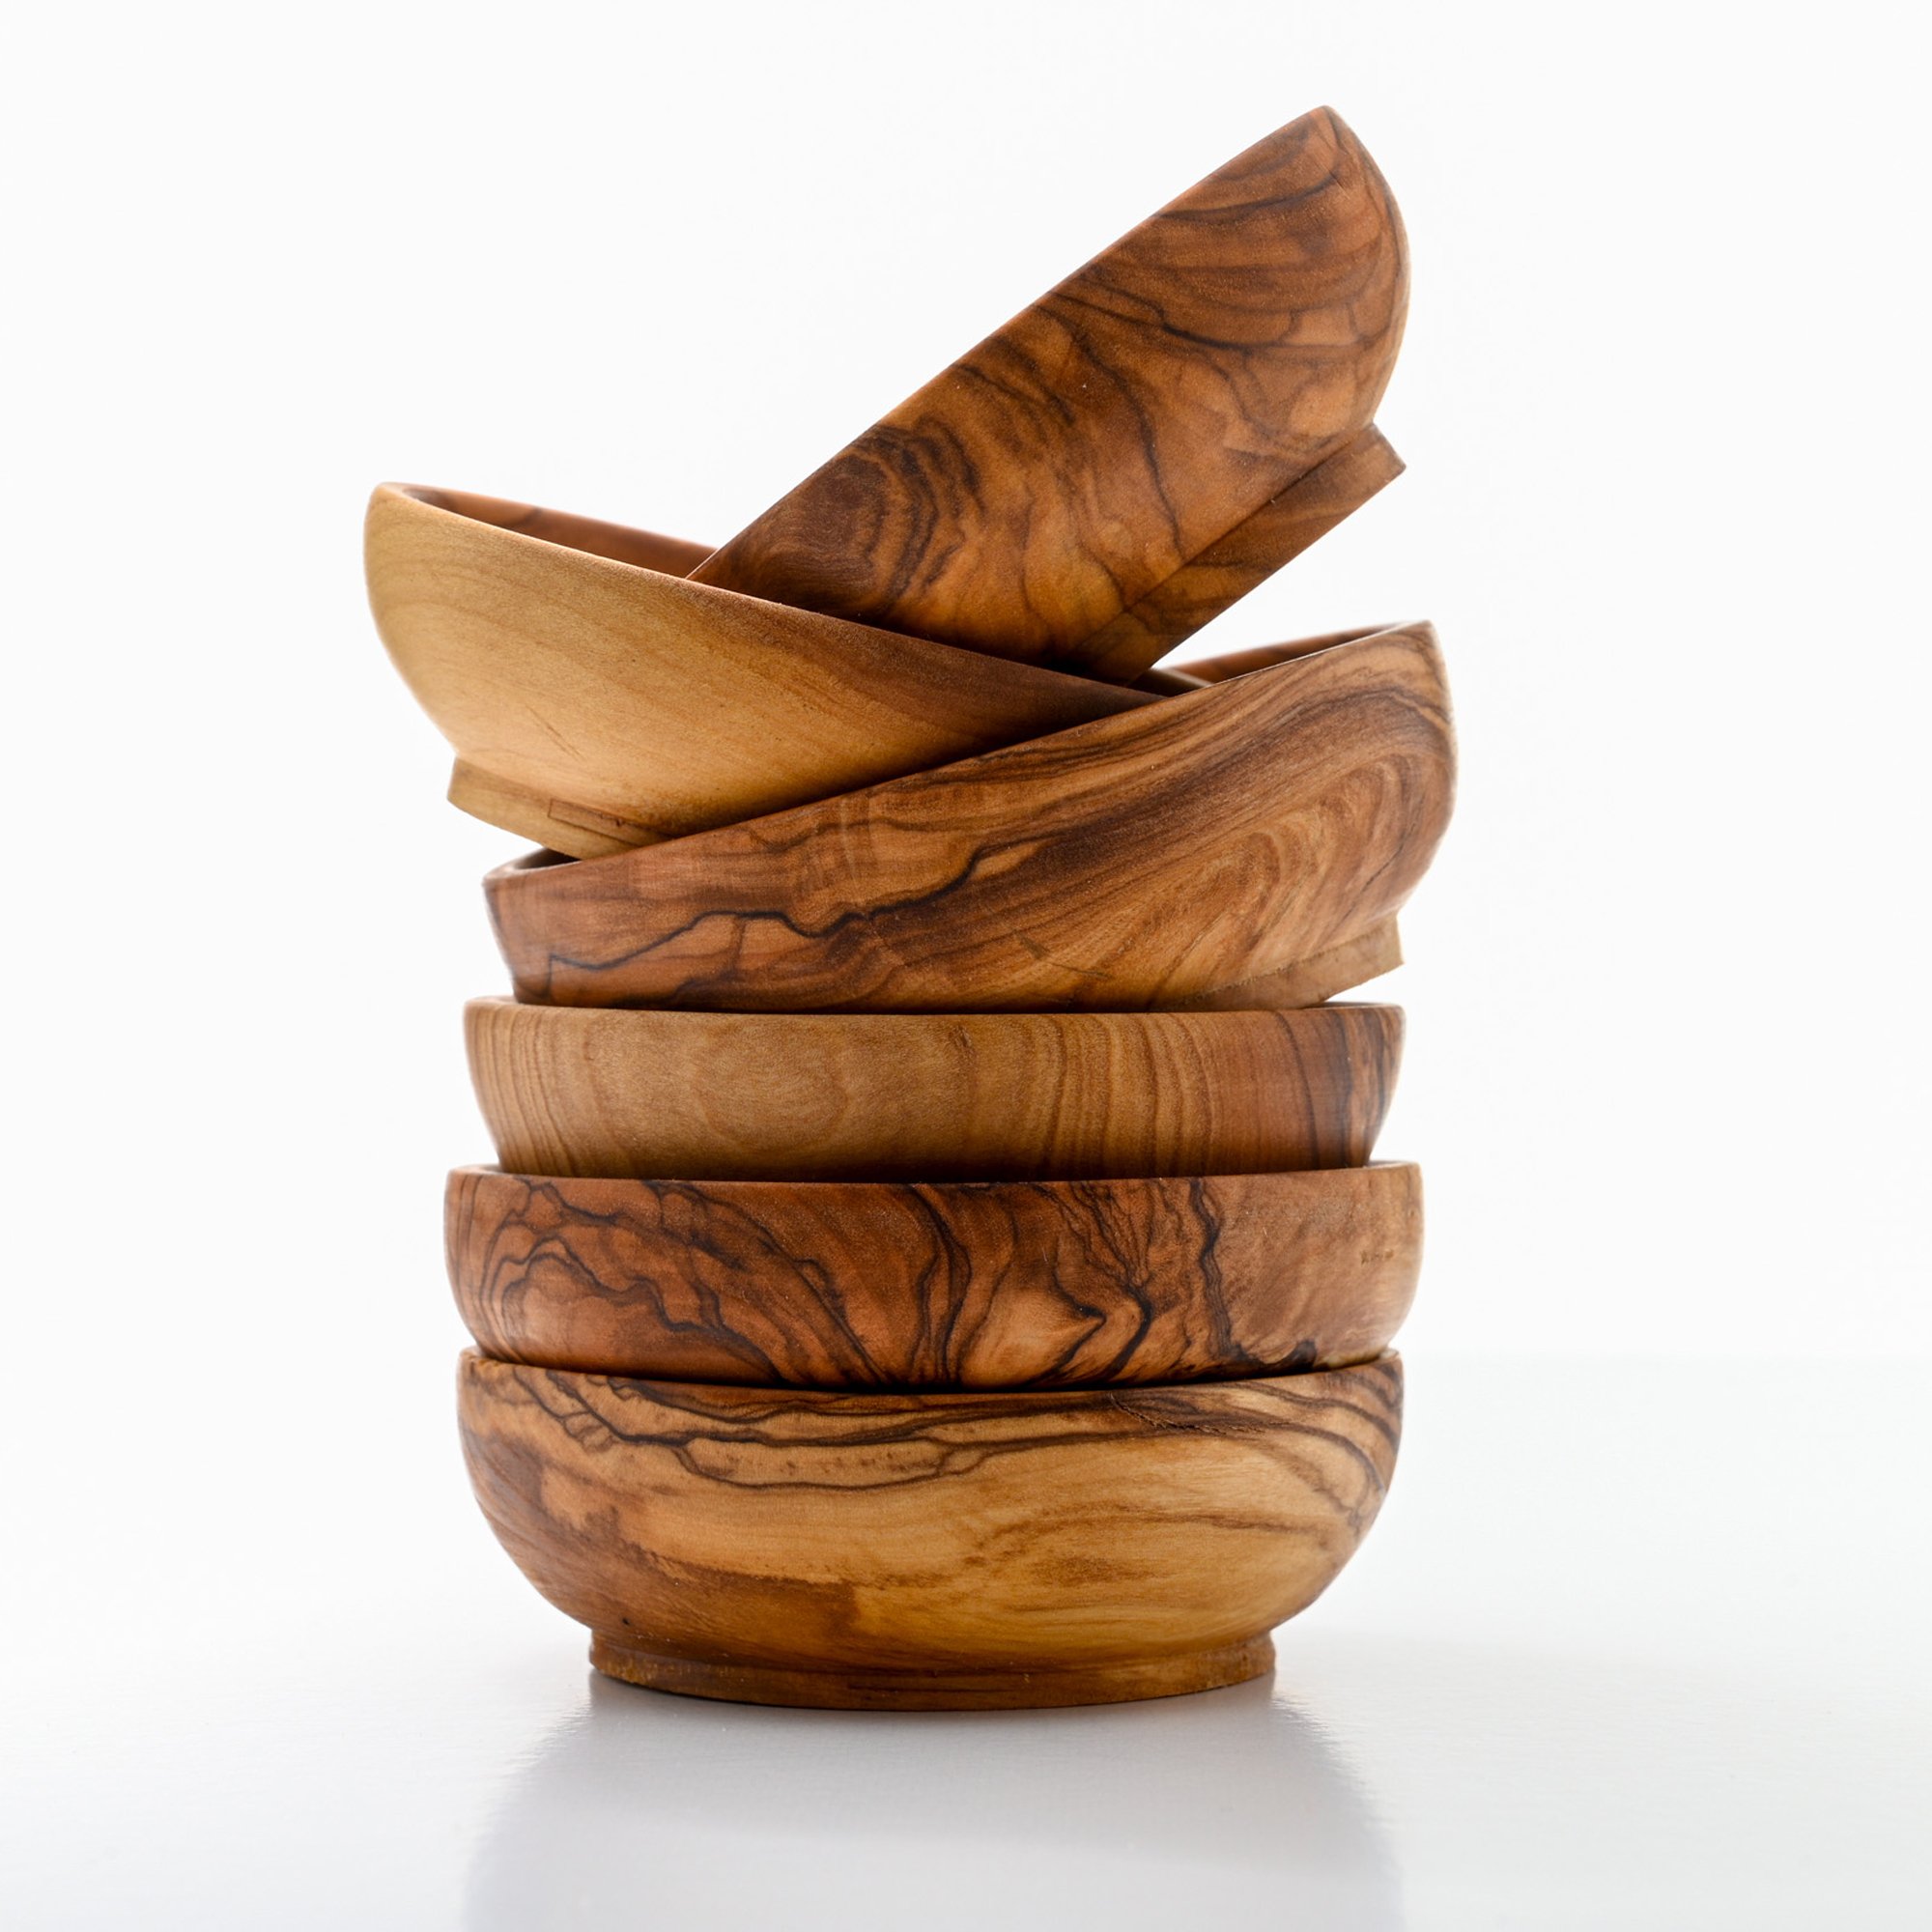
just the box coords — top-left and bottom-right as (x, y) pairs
(3, 3), (1927, 1926)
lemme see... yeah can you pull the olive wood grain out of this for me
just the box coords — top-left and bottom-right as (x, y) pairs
(1174, 917), (1402, 1010)
(459, 1350), (1404, 1708)
(446, 1162), (1421, 1389)
(1075, 428), (1406, 679)
(465, 999), (1402, 1182)
(365, 482), (1154, 859)
(692, 107), (1407, 679)
(486, 623), (1451, 1012)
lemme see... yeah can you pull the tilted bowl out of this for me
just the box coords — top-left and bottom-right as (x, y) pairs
(460, 1350), (1404, 1708)
(487, 622), (1452, 1012)
(366, 482), (1154, 858)
(447, 1161), (1421, 1388)
(693, 106), (1407, 681)
(465, 999), (1403, 1182)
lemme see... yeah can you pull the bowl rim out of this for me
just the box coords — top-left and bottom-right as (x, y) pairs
(459, 1345), (1403, 1414)
(446, 1158), (1419, 1198)
(461, 994), (1405, 1031)
(373, 479), (1191, 697)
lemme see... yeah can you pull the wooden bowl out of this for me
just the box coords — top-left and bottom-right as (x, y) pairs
(459, 1350), (1404, 1708)
(365, 483), (1155, 859)
(486, 622), (1452, 1012)
(1068, 428), (1405, 674)
(693, 107), (1407, 682)
(446, 1162), (1421, 1389)
(465, 1000), (1402, 1182)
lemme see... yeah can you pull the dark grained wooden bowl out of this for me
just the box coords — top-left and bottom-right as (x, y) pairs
(1070, 429), (1406, 676)
(693, 107), (1407, 681)
(486, 623), (1452, 1013)
(464, 999), (1403, 1182)
(365, 482), (1156, 859)
(445, 1162), (1421, 1389)
(459, 1350), (1404, 1708)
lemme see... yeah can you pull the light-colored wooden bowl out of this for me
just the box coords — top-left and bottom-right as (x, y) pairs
(459, 1350), (1403, 1708)
(446, 1162), (1421, 1389)
(365, 483), (1156, 859)
(694, 107), (1407, 681)
(465, 1000), (1402, 1182)
(486, 622), (1451, 1012)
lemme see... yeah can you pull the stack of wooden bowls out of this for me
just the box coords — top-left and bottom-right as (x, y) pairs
(369, 105), (1455, 1710)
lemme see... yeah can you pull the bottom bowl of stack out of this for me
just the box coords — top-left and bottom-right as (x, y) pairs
(459, 1351), (1403, 1710)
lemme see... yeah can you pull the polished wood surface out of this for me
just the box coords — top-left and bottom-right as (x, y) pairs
(465, 999), (1402, 1181)
(366, 482), (1153, 858)
(488, 623), (1452, 1012)
(693, 108), (1406, 679)
(446, 1162), (1421, 1389)
(1174, 919), (1401, 1011)
(459, 1350), (1403, 1708)
(1075, 428), (1405, 679)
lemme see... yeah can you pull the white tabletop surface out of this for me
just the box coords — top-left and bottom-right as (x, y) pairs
(5, 1353), (1924, 1930)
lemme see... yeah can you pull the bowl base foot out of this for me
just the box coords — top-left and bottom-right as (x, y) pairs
(588, 1633), (1276, 1710)
(448, 758), (657, 860)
